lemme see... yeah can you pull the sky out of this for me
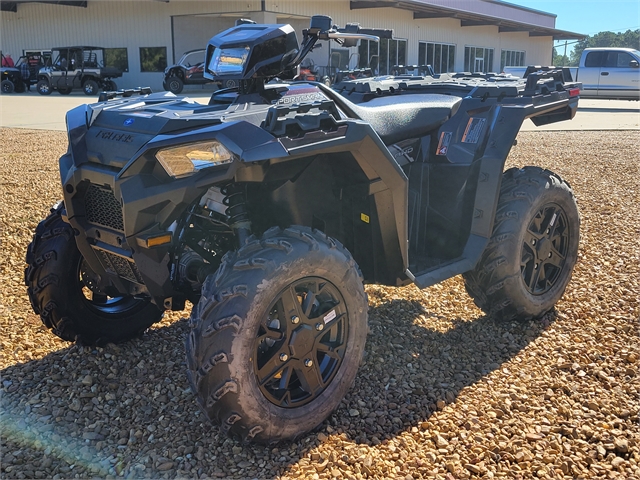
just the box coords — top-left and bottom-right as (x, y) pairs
(510, 0), (640, 53)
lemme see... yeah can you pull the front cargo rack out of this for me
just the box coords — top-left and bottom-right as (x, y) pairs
(98, 87), (153, 102)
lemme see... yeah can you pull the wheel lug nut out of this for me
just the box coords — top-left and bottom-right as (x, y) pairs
(304, 359), (313, 367)
(531, 239), (536, 245)
(279, 353), (288, 362)
(315, 323), (324, 331)
(548, 253), (552, 258)
(291, 315), (299, 324)
(534, 263), (538, 269)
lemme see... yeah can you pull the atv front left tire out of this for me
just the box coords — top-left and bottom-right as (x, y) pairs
(186, 227), (368, 443)
(463, 167), (580, 322)
(25, 203), (164, 345)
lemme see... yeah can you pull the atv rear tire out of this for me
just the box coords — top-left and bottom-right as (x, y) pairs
(166, 76), (183, 94)
(105, 80), (117, 91)
(25, 203), (164, 345)
(186, 227), (368, 443)
(463, 167), (579, 321)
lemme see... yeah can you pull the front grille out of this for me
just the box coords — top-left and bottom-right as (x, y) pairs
(85, 185), (124, 231)
(94, 249), (144, 284)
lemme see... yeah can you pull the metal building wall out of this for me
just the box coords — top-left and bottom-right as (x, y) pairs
(273, 1), (551, 71)
(0, 0), (553, 91)
(0, 1), (262, 91)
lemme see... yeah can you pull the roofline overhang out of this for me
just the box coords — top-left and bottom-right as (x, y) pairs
(350, 0), (586, 40)
(1, 1), (87, 12)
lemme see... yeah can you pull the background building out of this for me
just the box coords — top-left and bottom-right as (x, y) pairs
(0, 0), (583, 91)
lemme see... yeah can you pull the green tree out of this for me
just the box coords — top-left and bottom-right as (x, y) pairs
(552, 46), (570, 66)
(570, 29), (640, 65)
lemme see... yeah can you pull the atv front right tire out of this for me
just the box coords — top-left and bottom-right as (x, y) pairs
(25, 203), (164, 345)
(463, 167), (580, 322)
(186, 227), (368, 443)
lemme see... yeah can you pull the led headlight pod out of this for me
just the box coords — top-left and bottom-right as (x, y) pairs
(155, 141), (234, 178)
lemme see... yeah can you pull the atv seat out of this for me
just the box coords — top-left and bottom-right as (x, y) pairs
(338, 93), (462, 145)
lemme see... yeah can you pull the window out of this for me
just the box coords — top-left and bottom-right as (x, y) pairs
(140, 47), (167, 72)
(500, 49), (525, 72)
(359, 38), (406, 75)
(605, 51), (636, 68)
(585, 50), (639, 68)
(358, 39), (378, 70)
(418, 42), (456, 73)
(382, 38), (407, 75)
(464, 46), (494, 73)
(584, 51), (607, 68)
(330, 48), (350, 71)
(105, 48), (128, 72)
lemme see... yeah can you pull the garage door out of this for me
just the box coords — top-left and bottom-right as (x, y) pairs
(171, 15), (238, 62)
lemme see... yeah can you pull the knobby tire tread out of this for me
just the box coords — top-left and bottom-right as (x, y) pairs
(463, 167), (579, 322)
(186, 226), (367, 443)
(25, 204), (163, 345)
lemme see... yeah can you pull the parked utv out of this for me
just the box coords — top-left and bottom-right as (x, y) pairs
(26, 16), (581, 444)
(163, 49), (237, 94)
(36, 46), (122, 95)
(1, 52), (27, 93)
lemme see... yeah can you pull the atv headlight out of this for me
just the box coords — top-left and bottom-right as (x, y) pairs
(155, 141), (234, 178)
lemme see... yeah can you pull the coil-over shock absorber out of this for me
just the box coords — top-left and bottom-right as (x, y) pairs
(222, 183), (252, 247)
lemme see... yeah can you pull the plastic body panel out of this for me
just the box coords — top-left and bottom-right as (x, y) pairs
(58, 68), (580, 309)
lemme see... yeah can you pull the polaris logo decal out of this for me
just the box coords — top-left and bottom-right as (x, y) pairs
(95, 130), (134, 143)
(123, 118), (135, 126)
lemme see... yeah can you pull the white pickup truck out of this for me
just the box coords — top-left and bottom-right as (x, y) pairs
(504, 47), (640, 100)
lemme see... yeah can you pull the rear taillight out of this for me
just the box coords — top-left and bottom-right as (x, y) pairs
(568, 88), (580, 97)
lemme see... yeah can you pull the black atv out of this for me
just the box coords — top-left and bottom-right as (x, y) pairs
(163, 49), (238, 94)
(1, 53), (27, 94)
(26, 16), (581, 444)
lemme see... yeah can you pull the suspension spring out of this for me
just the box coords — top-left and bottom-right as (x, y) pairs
(222, 183), (252, 247)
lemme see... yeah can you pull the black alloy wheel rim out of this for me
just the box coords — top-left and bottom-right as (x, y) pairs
(521, 203), (570, 295)
(169, 80), (180, 91)
(253, 277), (349, 408)
(78, 258), (147, 316)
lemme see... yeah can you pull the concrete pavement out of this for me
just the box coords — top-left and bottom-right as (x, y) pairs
(520, 98), (640, 131)
(1, 89), (638, 132)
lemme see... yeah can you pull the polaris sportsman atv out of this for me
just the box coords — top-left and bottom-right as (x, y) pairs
(25, 16), (581, 443)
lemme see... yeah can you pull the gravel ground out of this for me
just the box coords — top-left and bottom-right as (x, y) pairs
(1, 128), (638, 480)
